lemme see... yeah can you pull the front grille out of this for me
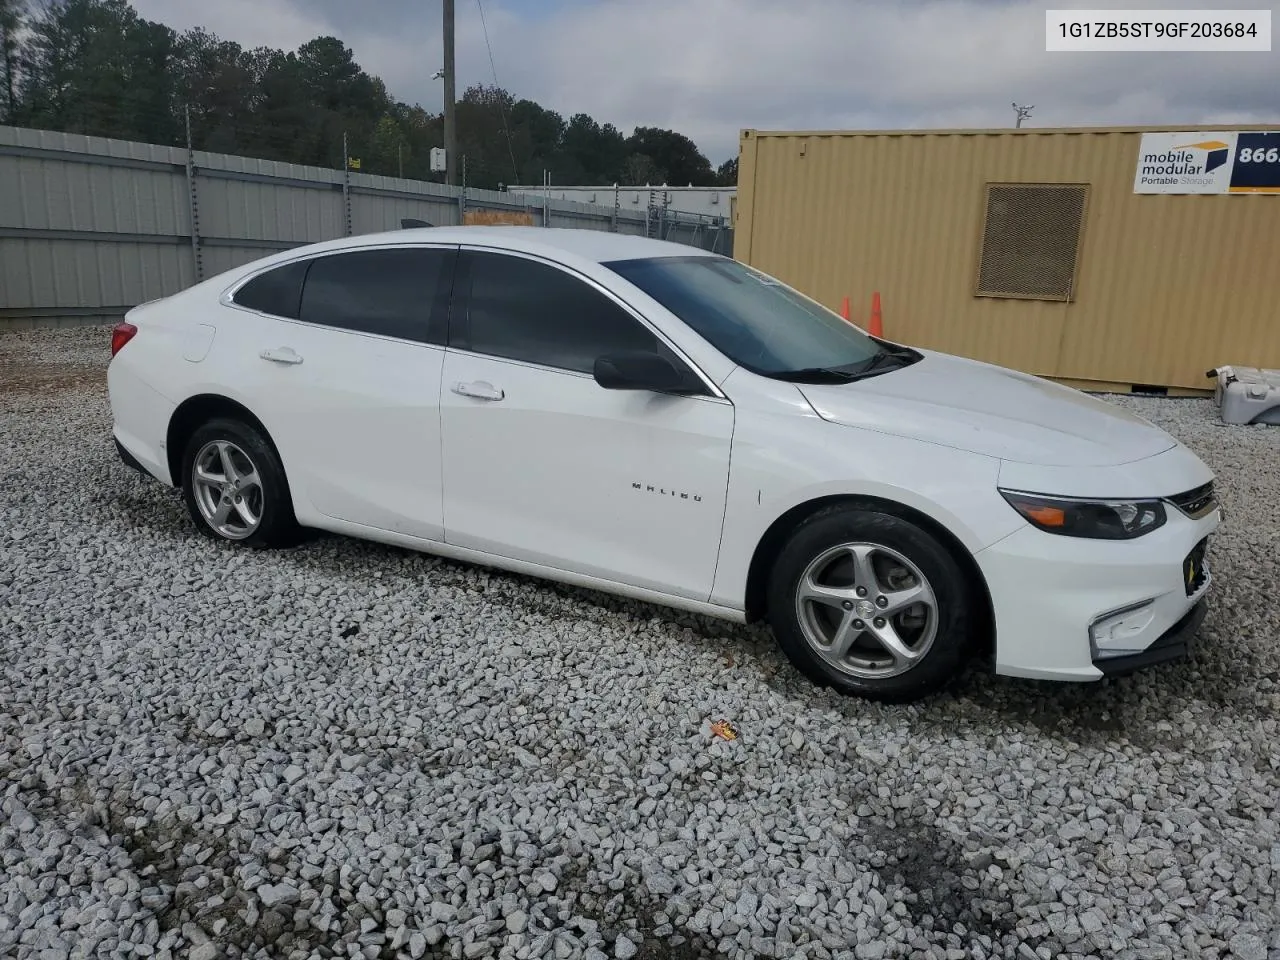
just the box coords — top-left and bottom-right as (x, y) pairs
(1167, 481), (1216, 519)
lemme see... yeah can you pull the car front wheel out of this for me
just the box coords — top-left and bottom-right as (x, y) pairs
(180, 418), (299, 548)
(766, 505), (974, 702)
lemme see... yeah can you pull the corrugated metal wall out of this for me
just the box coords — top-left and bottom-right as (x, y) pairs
(0, 125), (730, 328)
(508, 185), (737, 219)
(734, 125), (1280, 391)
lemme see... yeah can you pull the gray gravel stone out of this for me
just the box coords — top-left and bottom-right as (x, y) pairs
(535, 873), (557, 893)
(431, 902), (456, 922)
(1229, 933), (1267, 960)
(256, 883), (300, 908)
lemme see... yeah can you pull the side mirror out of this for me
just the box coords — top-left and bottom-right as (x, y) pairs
(593, 351), (705, 395)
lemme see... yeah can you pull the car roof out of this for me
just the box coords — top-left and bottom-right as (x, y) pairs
(286, 225), (723, 266)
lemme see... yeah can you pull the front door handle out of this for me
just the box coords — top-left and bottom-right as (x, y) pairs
(451, 380), (505, 401)
(260, 346), (303, 365)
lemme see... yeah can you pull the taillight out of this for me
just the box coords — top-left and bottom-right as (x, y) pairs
(111, 322), (137, 357)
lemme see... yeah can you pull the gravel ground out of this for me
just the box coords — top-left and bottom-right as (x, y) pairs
(3, 325), (1279, 960)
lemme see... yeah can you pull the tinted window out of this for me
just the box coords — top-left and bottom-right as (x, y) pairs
(605, 256), (881, 377)
(232, 259), (308, 319)
(299, 248), (449, 342)
(458, 252), (658, 373)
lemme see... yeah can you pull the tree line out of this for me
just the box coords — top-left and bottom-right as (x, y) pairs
(0, 0), (739, 190)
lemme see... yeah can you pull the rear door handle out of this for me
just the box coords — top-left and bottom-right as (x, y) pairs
(260, 346), (303, 365)
(451, 380), (504, 401)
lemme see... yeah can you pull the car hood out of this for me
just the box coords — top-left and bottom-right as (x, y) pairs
(794, 350), (1178, 467)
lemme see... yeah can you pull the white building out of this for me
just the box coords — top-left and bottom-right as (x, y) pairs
(506, 184), (736, 220)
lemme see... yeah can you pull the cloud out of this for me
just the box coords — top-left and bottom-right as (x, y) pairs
(128, 0), (332, 53)
(128, 0), (1279, 164)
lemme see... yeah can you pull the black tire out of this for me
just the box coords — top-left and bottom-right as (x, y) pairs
(180, 417), (300, 549)
(766, 505), (973, 703)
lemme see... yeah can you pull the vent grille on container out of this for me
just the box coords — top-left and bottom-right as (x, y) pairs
(975, 183), (1088, 301)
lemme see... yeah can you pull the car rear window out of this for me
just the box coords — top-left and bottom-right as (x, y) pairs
(231, 259), (310, 319)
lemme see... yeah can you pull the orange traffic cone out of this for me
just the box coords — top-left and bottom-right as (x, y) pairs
(840, 296), (850, 320)
(869, 291), (883, 338)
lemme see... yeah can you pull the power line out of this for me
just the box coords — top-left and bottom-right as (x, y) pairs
(474, 0), (519, 183)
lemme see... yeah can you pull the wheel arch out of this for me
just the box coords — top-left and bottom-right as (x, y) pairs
(742, 494), (996, 659)
(165, 394), (286, 488)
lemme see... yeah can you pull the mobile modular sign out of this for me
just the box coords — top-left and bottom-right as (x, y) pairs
(1134, 131), (1280, 194)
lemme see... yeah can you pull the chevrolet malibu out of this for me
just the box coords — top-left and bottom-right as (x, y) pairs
(107, 226), (1220, 702)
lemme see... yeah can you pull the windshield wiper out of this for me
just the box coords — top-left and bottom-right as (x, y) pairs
(769, 344), (920, 384)
(851, 349), (910, 376)
(769, 366), (865, 383)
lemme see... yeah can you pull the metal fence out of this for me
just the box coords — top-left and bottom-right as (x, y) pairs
(649, 208), (734, 255)
(0, 124), (734, 329)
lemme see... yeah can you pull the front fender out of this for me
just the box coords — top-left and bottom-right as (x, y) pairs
(709, 375), (1022, 610)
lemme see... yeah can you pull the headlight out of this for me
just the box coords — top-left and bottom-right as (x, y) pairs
(999, 489), (1167, 540)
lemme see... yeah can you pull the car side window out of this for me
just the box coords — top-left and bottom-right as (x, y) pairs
(457, 251), (660, 374)
(298, 247), (452, 343)
(231, 259), (309, 319)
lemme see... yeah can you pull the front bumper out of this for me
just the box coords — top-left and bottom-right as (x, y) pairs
(974, 502), (1220, 682)
(1092, 598), (1207, 677)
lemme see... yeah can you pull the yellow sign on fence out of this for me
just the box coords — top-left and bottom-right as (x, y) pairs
(463, 209), (535, 226)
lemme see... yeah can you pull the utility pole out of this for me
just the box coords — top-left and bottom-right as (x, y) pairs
(1012, 102), (1034, 128)
(342, 130), (352, 236)
(184, 104), (203, 283)
(443, 0), (457, 186)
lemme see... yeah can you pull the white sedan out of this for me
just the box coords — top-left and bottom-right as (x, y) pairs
(107, 226), (1220, 702)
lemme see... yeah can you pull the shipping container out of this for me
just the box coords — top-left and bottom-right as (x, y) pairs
(733, 124), (1280, 392)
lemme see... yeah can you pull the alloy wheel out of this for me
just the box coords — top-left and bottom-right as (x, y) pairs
(191, 440), (265, 540)
(793, 541), (938, 678)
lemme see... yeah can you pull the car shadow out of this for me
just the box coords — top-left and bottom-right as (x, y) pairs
(932, 626), (1263, 752)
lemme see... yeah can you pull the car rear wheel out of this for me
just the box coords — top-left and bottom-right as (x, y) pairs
(766, 505), (973, 702)
(181, 418), (299, 548)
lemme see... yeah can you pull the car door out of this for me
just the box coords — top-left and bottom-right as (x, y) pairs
(439, 247), (735, 602)
(226, 243), (456, 542)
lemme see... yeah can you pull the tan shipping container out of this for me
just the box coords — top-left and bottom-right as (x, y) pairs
(733, 125), (1280, 392)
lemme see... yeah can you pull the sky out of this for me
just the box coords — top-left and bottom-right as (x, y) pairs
(127, 0), (1278, 166)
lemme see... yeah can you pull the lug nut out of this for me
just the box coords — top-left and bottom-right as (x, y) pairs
(852, 619), (864, 630)
(876, 596), (888, 608)
(874, 617), (886, 628)
(855, 586), (868, 597)
(842, 600), (854, 610)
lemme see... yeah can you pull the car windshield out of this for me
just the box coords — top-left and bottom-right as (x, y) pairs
(604, 255), (891, 379)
